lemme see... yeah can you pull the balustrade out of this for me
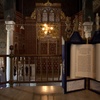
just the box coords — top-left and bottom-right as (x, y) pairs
(0, 54), (62, 88)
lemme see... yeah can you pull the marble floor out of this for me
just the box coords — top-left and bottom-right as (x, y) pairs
(0, 86), (100, 100)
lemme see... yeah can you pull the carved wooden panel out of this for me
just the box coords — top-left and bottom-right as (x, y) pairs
(36, 57), (60, 74)
(38, 40), (59, 55)
(49, 42), (57, 54)
(25, 19), (36, 54)
(41, 57), (47, 73)
(40, 42), (48, 54)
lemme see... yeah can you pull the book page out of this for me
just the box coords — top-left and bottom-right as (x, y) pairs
(70, 44), (77, 78)
(70, 44), (95, 78)
(75, 44), (95, 78)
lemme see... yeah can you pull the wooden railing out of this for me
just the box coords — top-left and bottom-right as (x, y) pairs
(0, 54), (62, 88)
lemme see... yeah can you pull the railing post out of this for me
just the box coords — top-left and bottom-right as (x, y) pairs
(9, 45), (14, 87)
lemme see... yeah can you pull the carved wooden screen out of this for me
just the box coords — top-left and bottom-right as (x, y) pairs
(38, 40), (58, 55)
(35, 3), (62, 75)
(36, 39), (60, 74)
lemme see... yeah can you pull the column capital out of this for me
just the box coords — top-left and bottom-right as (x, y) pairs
(83, 21), (93, 38)
(5, 21), (15, 31)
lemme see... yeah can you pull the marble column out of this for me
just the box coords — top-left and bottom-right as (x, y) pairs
(5, 21), (15, 85)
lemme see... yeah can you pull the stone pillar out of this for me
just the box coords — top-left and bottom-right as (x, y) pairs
(5, 21), (15, 85)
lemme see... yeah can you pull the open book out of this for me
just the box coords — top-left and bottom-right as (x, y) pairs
(70, 44), (100, 81)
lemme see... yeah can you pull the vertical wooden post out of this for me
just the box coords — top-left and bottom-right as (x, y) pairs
(9, 45), (14, 87)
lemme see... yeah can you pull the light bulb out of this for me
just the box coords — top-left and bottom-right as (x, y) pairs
(20, 25), (24, 30)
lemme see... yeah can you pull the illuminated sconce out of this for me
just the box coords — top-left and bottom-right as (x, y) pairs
(37, 23), (60, 39)
(42, 23), (53, 35)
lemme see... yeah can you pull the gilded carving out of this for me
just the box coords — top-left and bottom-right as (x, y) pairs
(31, 9), (36, 19)
(64, 16), (72, 40)
(44, 0), (52, 6)
(60, 11), (66, 20)
(65, 16), (72, 32)
(73, 15), (79, 32)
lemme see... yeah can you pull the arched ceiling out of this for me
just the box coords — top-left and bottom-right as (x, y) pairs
(0, 0), (100, 19)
